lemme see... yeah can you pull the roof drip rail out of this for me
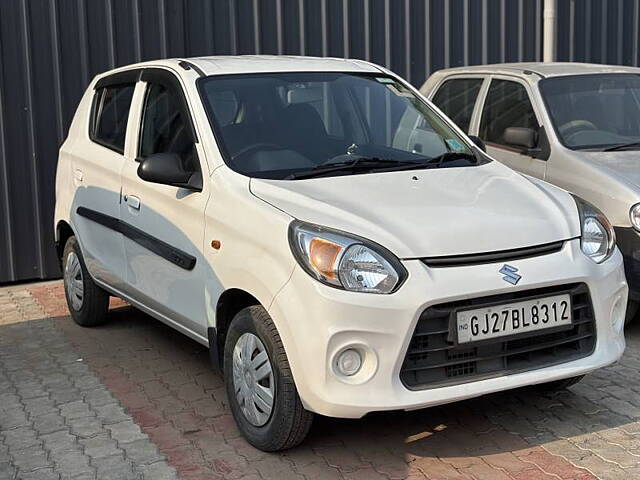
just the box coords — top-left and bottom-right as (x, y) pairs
(178, 60), (206, 77)
(523, 69), (546, 79)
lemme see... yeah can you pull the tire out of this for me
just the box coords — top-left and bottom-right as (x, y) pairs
(625, 300), (639, 326)
(62, 236), (110, 327)
(536, 375), (585, 393)
(224, 305), (313, 451)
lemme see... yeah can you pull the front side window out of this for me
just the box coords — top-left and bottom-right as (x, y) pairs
(139, 83), (196, 170)
(480, 80), (538, 146)
(540, 74), (640, 150)
(198, 72), (477, 179)
(90, 84), (135, 153)
(432, 78), (483, 133)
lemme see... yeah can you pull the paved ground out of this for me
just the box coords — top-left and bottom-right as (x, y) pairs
(1, 281), (640, 479)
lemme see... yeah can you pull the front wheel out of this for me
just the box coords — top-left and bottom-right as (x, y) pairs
(224, 306), (313, 451)
(62, 236), (109, 327)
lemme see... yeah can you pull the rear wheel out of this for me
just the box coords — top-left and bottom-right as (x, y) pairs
(62, 236), (109, 327)
(536, 375), (584, 392)
(224, 305), (313, 451)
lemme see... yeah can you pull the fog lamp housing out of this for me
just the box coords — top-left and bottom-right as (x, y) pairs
(335, 349), (363, 377)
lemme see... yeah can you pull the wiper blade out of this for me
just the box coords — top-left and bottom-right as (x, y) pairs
(285, 157), (419, 180)
(602, 141), (640, 152)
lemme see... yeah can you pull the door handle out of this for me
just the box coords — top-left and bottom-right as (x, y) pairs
(124, 194), (141, 210)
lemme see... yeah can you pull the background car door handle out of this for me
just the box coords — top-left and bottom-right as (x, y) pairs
(73, 169), (83, 184)
(124, 194), (141, 210)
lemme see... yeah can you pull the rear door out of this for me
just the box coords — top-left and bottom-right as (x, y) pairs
(119, 68), (210, 338)
(71, 71), (138, 290)
(477, 77), (547, 179)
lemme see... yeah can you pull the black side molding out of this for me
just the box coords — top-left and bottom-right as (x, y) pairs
(76, 207), (196, 271)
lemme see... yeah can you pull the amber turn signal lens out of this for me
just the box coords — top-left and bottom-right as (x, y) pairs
(308, 238), (342, 280)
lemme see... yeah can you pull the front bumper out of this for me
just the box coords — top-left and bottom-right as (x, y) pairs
(269, 239), (627, 418)
(614, 227), (640, 300)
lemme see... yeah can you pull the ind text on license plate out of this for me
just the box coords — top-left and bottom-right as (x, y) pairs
(456, 294), (572, 344)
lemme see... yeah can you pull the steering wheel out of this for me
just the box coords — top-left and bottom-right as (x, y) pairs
(231, 143), (284, 163)
(558, 120), (597, 141)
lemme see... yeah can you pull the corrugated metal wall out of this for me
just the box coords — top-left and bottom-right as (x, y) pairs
(2, 0), (620, 284)
(556, 0), (640, 65)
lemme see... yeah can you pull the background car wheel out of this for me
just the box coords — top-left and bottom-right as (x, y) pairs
(625, 300), (639, 325)
(536, 375), (584, 393)
(224, 305), (313, 451)
(62, 236), (109, 327)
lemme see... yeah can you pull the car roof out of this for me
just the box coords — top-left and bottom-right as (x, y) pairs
(96, 55), (383, 80)
(434, 62), (640, 78)
(189, 55), (382, 75)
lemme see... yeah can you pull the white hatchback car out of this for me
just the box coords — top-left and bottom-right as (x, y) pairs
(55, 56), (627, 451)
(422, 62), (640, 322)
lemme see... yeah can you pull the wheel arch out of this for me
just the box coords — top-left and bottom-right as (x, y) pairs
(210, 288), (261, 369)
(55, 220), (76, 268)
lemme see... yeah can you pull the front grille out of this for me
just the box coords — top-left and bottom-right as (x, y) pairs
(421, 241), (565, 268)
(400, 283), (596, 390)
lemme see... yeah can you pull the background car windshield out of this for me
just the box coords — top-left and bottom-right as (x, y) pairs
(199, 72), (473, 179)
(540, 74), (640, 150)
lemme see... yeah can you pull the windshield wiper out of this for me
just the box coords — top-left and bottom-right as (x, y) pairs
(285, 157), (420, 180)
(285, 152), (478, 180)
(373, 152), (478, 172)
(602, 141), (640, 152)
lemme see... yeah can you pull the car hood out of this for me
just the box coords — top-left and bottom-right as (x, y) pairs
(250, 162), (580, 258)
(580, 151), (640, 189)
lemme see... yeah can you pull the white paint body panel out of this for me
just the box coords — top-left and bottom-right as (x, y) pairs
(54, 56), (627, 419)
(251, 161), (580, 258)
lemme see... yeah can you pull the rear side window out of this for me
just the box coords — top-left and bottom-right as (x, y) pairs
(479, 80), (538, 145)
(431, 78), (483, 133)
(90, 84), (135, 154)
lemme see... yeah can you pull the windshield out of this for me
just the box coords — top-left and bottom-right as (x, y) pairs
(198, 72), (476, 179)
(539, 74), (640, 150)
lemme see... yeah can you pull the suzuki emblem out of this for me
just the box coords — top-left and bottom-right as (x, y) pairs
(499, 264), (521, 285)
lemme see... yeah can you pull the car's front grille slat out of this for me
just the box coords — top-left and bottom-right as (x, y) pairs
(400, 283), (596, 390)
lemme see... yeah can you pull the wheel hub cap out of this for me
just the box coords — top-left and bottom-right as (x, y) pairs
(232, 333), (274, 427)
(64, 252), (84, 311)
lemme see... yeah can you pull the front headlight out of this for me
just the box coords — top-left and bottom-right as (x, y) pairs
(573, 195), (615, 264)
(288, 221), (407, 293)
(630, 203), (640, 231)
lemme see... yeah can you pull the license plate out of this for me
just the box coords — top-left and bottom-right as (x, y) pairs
(456, 294), (572, 344)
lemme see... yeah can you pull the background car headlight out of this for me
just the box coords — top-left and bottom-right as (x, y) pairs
(573, 195), (615, 264)
(630, 203), (640, 231)
(289, 221), (406, 293)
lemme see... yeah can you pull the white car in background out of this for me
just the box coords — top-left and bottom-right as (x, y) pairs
(422, 62), (640, 322)
(55, 56), (627, 451)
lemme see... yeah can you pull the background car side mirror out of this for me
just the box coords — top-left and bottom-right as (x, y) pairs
(468, 135), (486, 153)
(137, 153), (202, 191)
(504, 127), (537, 149)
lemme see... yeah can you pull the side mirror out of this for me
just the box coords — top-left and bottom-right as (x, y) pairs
(137, 153), (202, 191)
(468, 135), (486, 153)
(504, 127), (537, 149)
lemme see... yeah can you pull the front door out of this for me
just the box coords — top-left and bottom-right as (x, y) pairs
(477, 78), (547, 179)
(120, 68), (210, 338)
